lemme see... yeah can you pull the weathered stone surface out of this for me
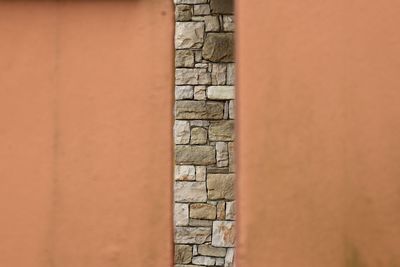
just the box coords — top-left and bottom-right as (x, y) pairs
(175, 245), (192, 264)
(194, 86), (207, 100)
(210, 0), (234, 14)
(196, 166), (206, 181)
(176, 101), (224, 120)
(189, 219), (213, 227)
(209, 120), (234, 141)
(176, 68), (211, 85)
(216, 201), (226, 220)
(175, 165), (196, 181)
(203, 33), (234, 62)
(207, 86), (234, 100)
(192, 256), (216, 266)
(211, 64), (227, 85)
(225, 201), (235, 220)
(191, 127), (208, 145)
(175, 0), (207, 3)
(228, 142), (234, 173)
(175, 22), (205, 49)
(175, 203), (189, 226)
(207, 174), (235, 200)
(223, 15), (234, 31)
(225, 248), (235, 266)
(175, 182), (207, 202)
(207, 166), (230, 174)
(204, 15), (220, 32)
(175, 227), (211, 244)
(175, 120), (191, 144)
(216, 142), (229, 167)
(176, 85), (194, 100)
(216, 257), (225, 266)
(176, 145), (216, 165)
(228, 100), (234, 119)
(212, 221), (235, 247)
(223, 101), (229, 119)
(226, 63), (234, 85)
(190, 203), (216, 220)
(176, 50), (195, 68)
(198, 244), (226, 257)
(193, 4), (211, 15)
(176, 5), (193, 22)
(191, 120), (209, 127)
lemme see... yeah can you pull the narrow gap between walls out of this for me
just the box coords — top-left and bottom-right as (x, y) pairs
(173, 0), (236, 266)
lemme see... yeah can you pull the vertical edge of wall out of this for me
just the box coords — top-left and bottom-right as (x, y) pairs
(0, 1), (174, 266)
(237, 0), (400, 266)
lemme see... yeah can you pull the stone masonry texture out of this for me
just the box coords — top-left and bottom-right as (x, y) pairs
(174, 0), (235, 266)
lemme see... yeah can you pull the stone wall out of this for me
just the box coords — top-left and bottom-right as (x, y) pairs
(174, 0), (235, 266)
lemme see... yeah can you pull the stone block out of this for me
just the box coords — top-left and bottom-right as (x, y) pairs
(204, 15), (220, 32)
(194, 4), (211, 15)
(175, 165), (196, 181)
(192, 256), (216, 266)
(190, 203), (216, 220)
(175, 5), (192, 22)
(216, 142), (229, 167)
(176, 85), (194, 100)
(212, 221), (235, 247)
(191, 127), (208, 145)
(222, 15), (235, 31)
(225, 201), (235, 220)
(210, 0), (234, 14)
(203, 33), (234, 62)
(175, 22), (205, 49)
(228, 142), (234, 172)
(196, 166), (206, 181)
(176, 68), (211, 85)
(176, 50), (195, 68)
(211, 64), (227, 85)
(175, 203), (189, 226)
(209, 120), (234, 141)
(175, 227), (212, 244)
(176, 101), (224, 120)
(176, 145), (216, 165)
(207, 86), (234, 100)
(207, 174), (235, 200)
(198, 244), (226, 257)
(175, 245), (192, 264)
(175, 120), (191, 144)
(175, 181), (207, 202)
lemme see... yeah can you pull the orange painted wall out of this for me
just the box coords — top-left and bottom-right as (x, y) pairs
(237, 0), (400, 266)
(0, 1), (173, 266)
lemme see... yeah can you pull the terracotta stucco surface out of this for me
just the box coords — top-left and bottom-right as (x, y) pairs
(0, 1), (173, 266)
(237, 0), (400, 266)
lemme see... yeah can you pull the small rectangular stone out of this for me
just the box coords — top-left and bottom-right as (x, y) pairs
(212, 221), (235, 247)
(207, 86), (234, 100)
(175, 120), (190, 144)
(228, 142), (235, 172)
(175, 245), (192, 264)
(191, 127), (208, 145)
(190, 203), (217, 220)
(174, 0), (208, 6)
(176, 145), (216, 165)
(193, 4), (211, 15)
(209, 120), (234, 141)
(176, 85), (194, 100)
(175, 165), (196, 181)
(189, 219), (213, 227)
(176, 101), (224, 120)
(207, 174), (235, 200)
(229, 100), (234, 119)
(192, 256), (216, 266)
(176, 50), (195, 68)
(216, 142), (229, 167)
(204, 15), (220, 32)
(227, 63), (235, 85)
(196, 166), (207, 181)
(175, 5), (192, 22)
(175, 22), (205, 49)
(175, 227), (211, 244)
(198, 244), (226, 257)
(223, 15), (235, 31)
(175, 181), (207, 202)
(176, 68), (211, 85)
(225, 201), (235, 220)
(175, 203), (189, 226)
(194, 86), (207, 100)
